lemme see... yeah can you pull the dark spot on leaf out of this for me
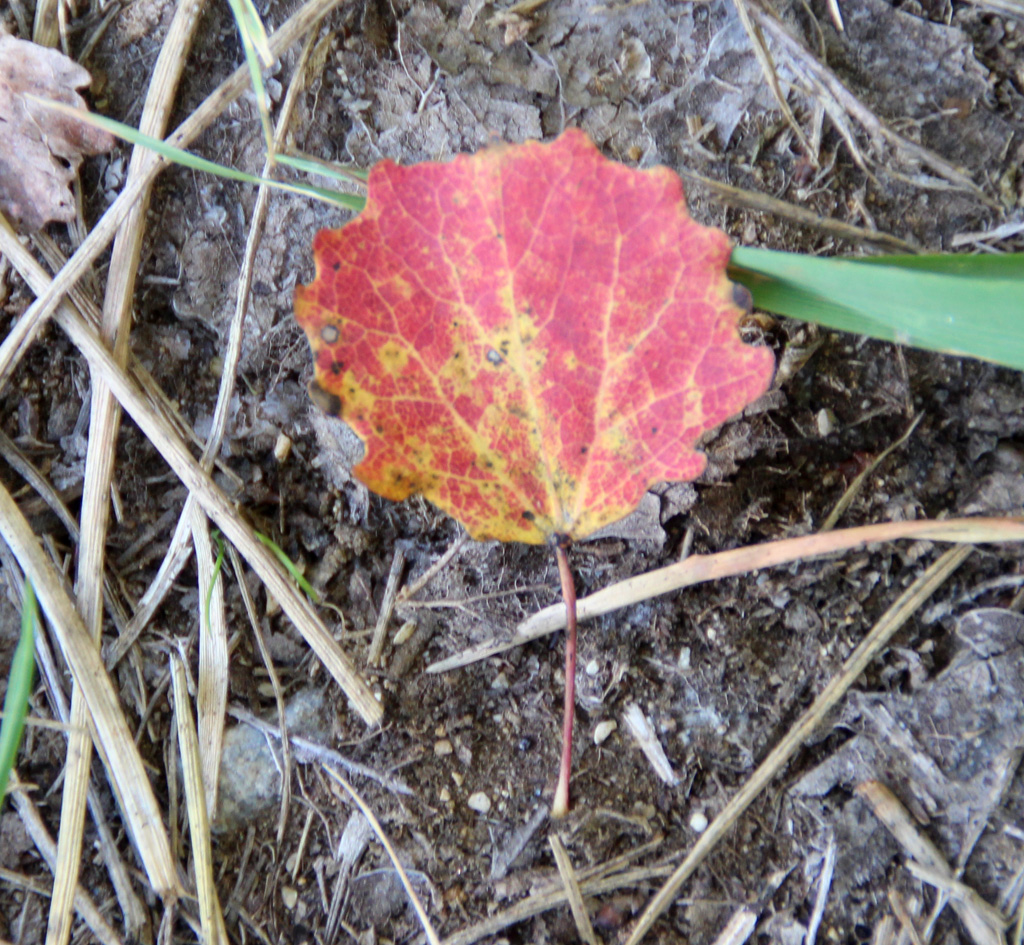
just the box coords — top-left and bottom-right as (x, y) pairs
(375, 425), (384, 434)
(522, 510), (535, 521)
(732, 282), (753, 314)
(331, 361), (343, 375)
(487, 349), (503, 366)
(651, 426), (659, 434)
(332, 262), (340, 271)
(580, 446), (588, 454)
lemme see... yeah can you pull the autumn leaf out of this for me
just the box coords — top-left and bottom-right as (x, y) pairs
(0, 32), (113, 230)
(295, 130), (774, 544)
(297, 130), (775, 818)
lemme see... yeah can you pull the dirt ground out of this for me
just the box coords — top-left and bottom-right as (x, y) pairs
(2, 0), (1024, 942)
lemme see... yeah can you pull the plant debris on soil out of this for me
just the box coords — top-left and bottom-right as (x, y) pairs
(2, 0), (1024, 943)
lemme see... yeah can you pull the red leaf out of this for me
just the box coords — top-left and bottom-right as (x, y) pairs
(295, 130), (774, 543)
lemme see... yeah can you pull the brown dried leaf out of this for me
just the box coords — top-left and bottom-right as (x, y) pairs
(0, 31), (114, 230)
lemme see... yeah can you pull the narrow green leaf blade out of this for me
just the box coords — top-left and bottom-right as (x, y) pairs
(730, 247), (1024, 370)
(30, 99), (364, 211)
(0, 581), (37, 804)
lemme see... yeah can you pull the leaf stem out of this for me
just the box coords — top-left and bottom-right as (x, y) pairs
(551, 537), (577, 819)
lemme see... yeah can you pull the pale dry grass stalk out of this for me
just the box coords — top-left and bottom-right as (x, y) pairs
(170, 653), (230, 945)
(622, 545), (973, 944)
(430, 516), (1024, 670)
(46, 3), (207, 942)
(0, 430), (80, 539)
(29, 231), (243, 490)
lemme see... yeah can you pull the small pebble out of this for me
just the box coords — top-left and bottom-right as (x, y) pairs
(281, 886), (298, 909)
(434, 739), (453, 757)
(689, 810), (709, 833)
(586, 659), (600, 677)
(594, 719), (617, 745)
(273, 431), (292, 463)
(816, 408), (838, 437)
(677, 646), (691, 671)
(467, 792), (491, 813)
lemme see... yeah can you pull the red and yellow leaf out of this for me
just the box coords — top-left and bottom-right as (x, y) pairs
(295, 130), (774, 543)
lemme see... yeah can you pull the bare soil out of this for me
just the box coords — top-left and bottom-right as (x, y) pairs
(2, 0), (1024, 943)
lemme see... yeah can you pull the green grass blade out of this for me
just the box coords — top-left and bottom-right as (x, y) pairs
(730, 247), (1024, 370)
(277, 151), (369, 189)
(30, 98), (365, 212)
(224, 0), (275, 152)
(255, 533), (320, 604)
(204, 531), (227, 636)
(0, 581), (37, 805)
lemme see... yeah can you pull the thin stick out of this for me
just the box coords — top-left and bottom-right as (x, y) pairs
(551, 538), (576, 819)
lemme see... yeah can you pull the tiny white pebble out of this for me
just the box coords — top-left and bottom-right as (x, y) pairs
(586, 659), (600, 677)
(594, 720), (617, 745)
(281, 886), (298, 909)
(467, 792), (491, 813)
(434, 739), (453, 757)
(690, 811), (709, 833)
(677, 646), (691, 671)
(273, 431), (292, 463)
